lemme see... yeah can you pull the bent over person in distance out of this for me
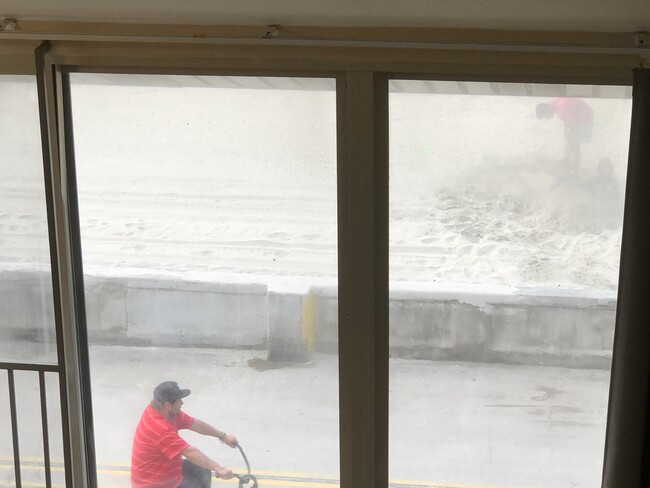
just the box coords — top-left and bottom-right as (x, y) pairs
(131, 381), (238, 488)
(536, 97), (594, 177)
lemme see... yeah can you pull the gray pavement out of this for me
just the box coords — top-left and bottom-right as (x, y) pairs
(1, 342), (610, 488)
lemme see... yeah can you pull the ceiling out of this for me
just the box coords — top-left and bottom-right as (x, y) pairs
(0, 0), (649, 33)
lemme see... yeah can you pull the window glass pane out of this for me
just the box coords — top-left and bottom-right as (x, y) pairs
(389, 81), (631, 488)
(69, 74), (339, 488)
(0, 76), (62, 486)
(0, 76), (56, 364)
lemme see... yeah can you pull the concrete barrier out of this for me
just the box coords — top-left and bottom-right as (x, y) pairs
(390, 283), (616, 368)
(85, 269), (269, 348)
(311, 282), (616, 368)
(0, 266), (617, 368)
(0, 267), (55, 342)
(266, 278), (317, 362)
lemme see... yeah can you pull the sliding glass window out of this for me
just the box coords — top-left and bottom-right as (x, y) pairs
(388, 80), (632, 488)
(0, 76), (63, 486)
(67, 73), (339, 487)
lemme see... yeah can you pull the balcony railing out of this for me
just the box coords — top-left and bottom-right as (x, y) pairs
(1, 361), (59, 488)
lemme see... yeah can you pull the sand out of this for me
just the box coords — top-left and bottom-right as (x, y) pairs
(0, 75), (633, 291)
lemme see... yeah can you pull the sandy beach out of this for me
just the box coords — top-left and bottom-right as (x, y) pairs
(0, 76), (632, 291)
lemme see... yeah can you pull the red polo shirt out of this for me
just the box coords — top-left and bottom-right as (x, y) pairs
(131, 404), (194, 488)
(553, 97), (594, 126)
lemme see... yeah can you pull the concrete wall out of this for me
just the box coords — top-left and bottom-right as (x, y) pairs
(0, 268), (56, 342)
(85, 274), (268, 348)
(0, 267), (617, 368)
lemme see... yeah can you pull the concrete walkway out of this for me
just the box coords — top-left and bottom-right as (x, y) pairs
(1, 343), (610, 488)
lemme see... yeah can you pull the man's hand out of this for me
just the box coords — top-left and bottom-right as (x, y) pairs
(223, 433), (238, 448)
(216, 466), (234, 479)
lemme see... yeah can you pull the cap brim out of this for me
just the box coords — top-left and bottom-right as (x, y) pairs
(180, 388), (191, 398)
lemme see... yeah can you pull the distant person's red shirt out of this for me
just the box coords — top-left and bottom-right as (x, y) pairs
(553, 98), (594, 126)
(131, 404), (194, 488)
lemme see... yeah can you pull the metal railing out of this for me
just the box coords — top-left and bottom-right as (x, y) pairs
(1, 361), (59, 488)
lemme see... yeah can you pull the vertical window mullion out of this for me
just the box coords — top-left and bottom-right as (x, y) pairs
(36, 46), (96, 488)
(337, 71), (389, 488)
(602, 67), (650, 488)
(60, 68), (97, 488)
(35, 42), (75, 488)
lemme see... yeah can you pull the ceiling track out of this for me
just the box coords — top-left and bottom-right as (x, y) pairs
(0, 28), (649, 56)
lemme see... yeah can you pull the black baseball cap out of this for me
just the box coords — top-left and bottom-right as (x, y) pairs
(153, 381), (191, 403)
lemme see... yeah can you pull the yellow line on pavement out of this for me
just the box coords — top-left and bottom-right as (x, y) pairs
(0, 458), (534, 488)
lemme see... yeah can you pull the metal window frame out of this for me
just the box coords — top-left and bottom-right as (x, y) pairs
(0, 34), (643, 488)
(601, 68), (650, 488)
(35, 43), (97, 488)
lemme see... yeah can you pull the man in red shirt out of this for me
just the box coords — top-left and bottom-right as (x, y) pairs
(131, 381), (238, 488)
(536, 97), (594, 176)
